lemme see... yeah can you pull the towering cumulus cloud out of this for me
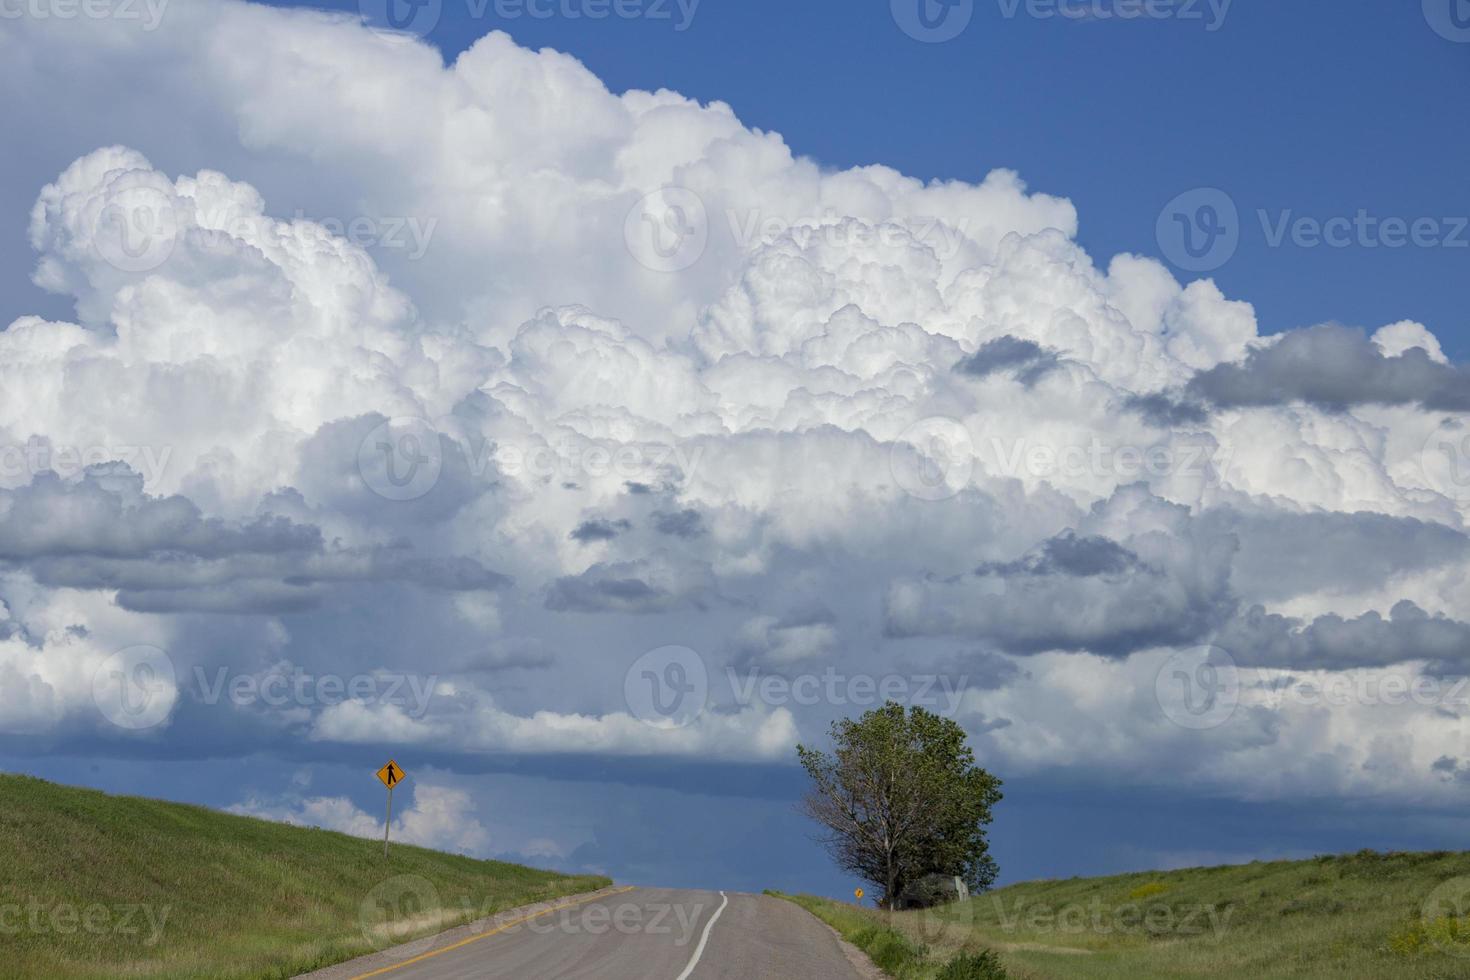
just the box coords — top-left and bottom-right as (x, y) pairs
(1, 0), (1468, 822)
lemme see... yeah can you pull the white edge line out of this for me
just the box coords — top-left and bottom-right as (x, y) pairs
(674, 890), (729, 980)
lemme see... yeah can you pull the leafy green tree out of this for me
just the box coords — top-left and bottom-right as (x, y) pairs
(797, 702), (1002, 906)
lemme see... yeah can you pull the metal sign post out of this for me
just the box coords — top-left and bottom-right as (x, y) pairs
(375, 759), (407, 859)
(383, 785), (394, 858)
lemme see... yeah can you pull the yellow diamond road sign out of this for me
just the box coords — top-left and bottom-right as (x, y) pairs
(854, 888), (864, 901)
(376, 759), (406, 790)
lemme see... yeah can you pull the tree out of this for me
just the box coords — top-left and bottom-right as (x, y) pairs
(797, 702), (1002, 907)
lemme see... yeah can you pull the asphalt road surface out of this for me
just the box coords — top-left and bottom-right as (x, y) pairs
(308, 887), (868, 980)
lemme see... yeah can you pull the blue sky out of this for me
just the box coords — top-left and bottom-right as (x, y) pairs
(297, 0), (1470, 356)
(3, 0), (1470, 901)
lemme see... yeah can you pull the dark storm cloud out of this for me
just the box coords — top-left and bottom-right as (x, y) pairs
(294, 413), (484, 527)
(1123, 392), (1211, 427)
(886, 514), (1236, 657)
(1218, 600), (1470, 674)
(0, 471), (321, 560)
(1187, 325), (1470, 412)
(956, 335), (1062, 386)
(0, 469), (508, 613)
(652, 509), (705, 538)
(977, 531), (1143, 578)
(570, 518), (632, 542)
(1431, 757), (1470, 784)
(545, 557), (714, 614)
(545, 572), (663, 611)
(730, 604), (838, 669)
(117, 582), (325, 614)
(903, 648), (1025, 693)
(886, 491), (1470, 663)
(1202, 507), (1469, 602)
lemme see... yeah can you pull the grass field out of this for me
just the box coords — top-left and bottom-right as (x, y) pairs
(771, 890), (1008, 979)
(777, 849), (1470, 979)
(0, 774), (609, 979)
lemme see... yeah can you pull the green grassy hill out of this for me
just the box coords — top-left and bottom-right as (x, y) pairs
(0, 774), (609, 979)
(779, 849), (1470, 979)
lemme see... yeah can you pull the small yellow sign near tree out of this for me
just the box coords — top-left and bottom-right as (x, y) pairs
(854, 888), (864, 901)
(376, 759), (407, 858)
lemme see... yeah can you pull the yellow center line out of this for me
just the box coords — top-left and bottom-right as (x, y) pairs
(348, 885), (638, 979)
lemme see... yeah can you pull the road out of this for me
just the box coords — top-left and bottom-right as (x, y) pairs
(303, 887), (869, 980)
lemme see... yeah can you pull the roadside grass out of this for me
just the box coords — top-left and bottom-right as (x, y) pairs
(768, 891), (1008, 979)
(0, 774), (609, 979)
(775, 849), (1470, 979)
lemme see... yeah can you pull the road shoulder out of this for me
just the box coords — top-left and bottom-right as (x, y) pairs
(294, 885), (632, 980)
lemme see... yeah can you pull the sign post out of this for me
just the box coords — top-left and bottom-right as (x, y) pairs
(376, 759), (407, 859)
(854, 887), (864, 902)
